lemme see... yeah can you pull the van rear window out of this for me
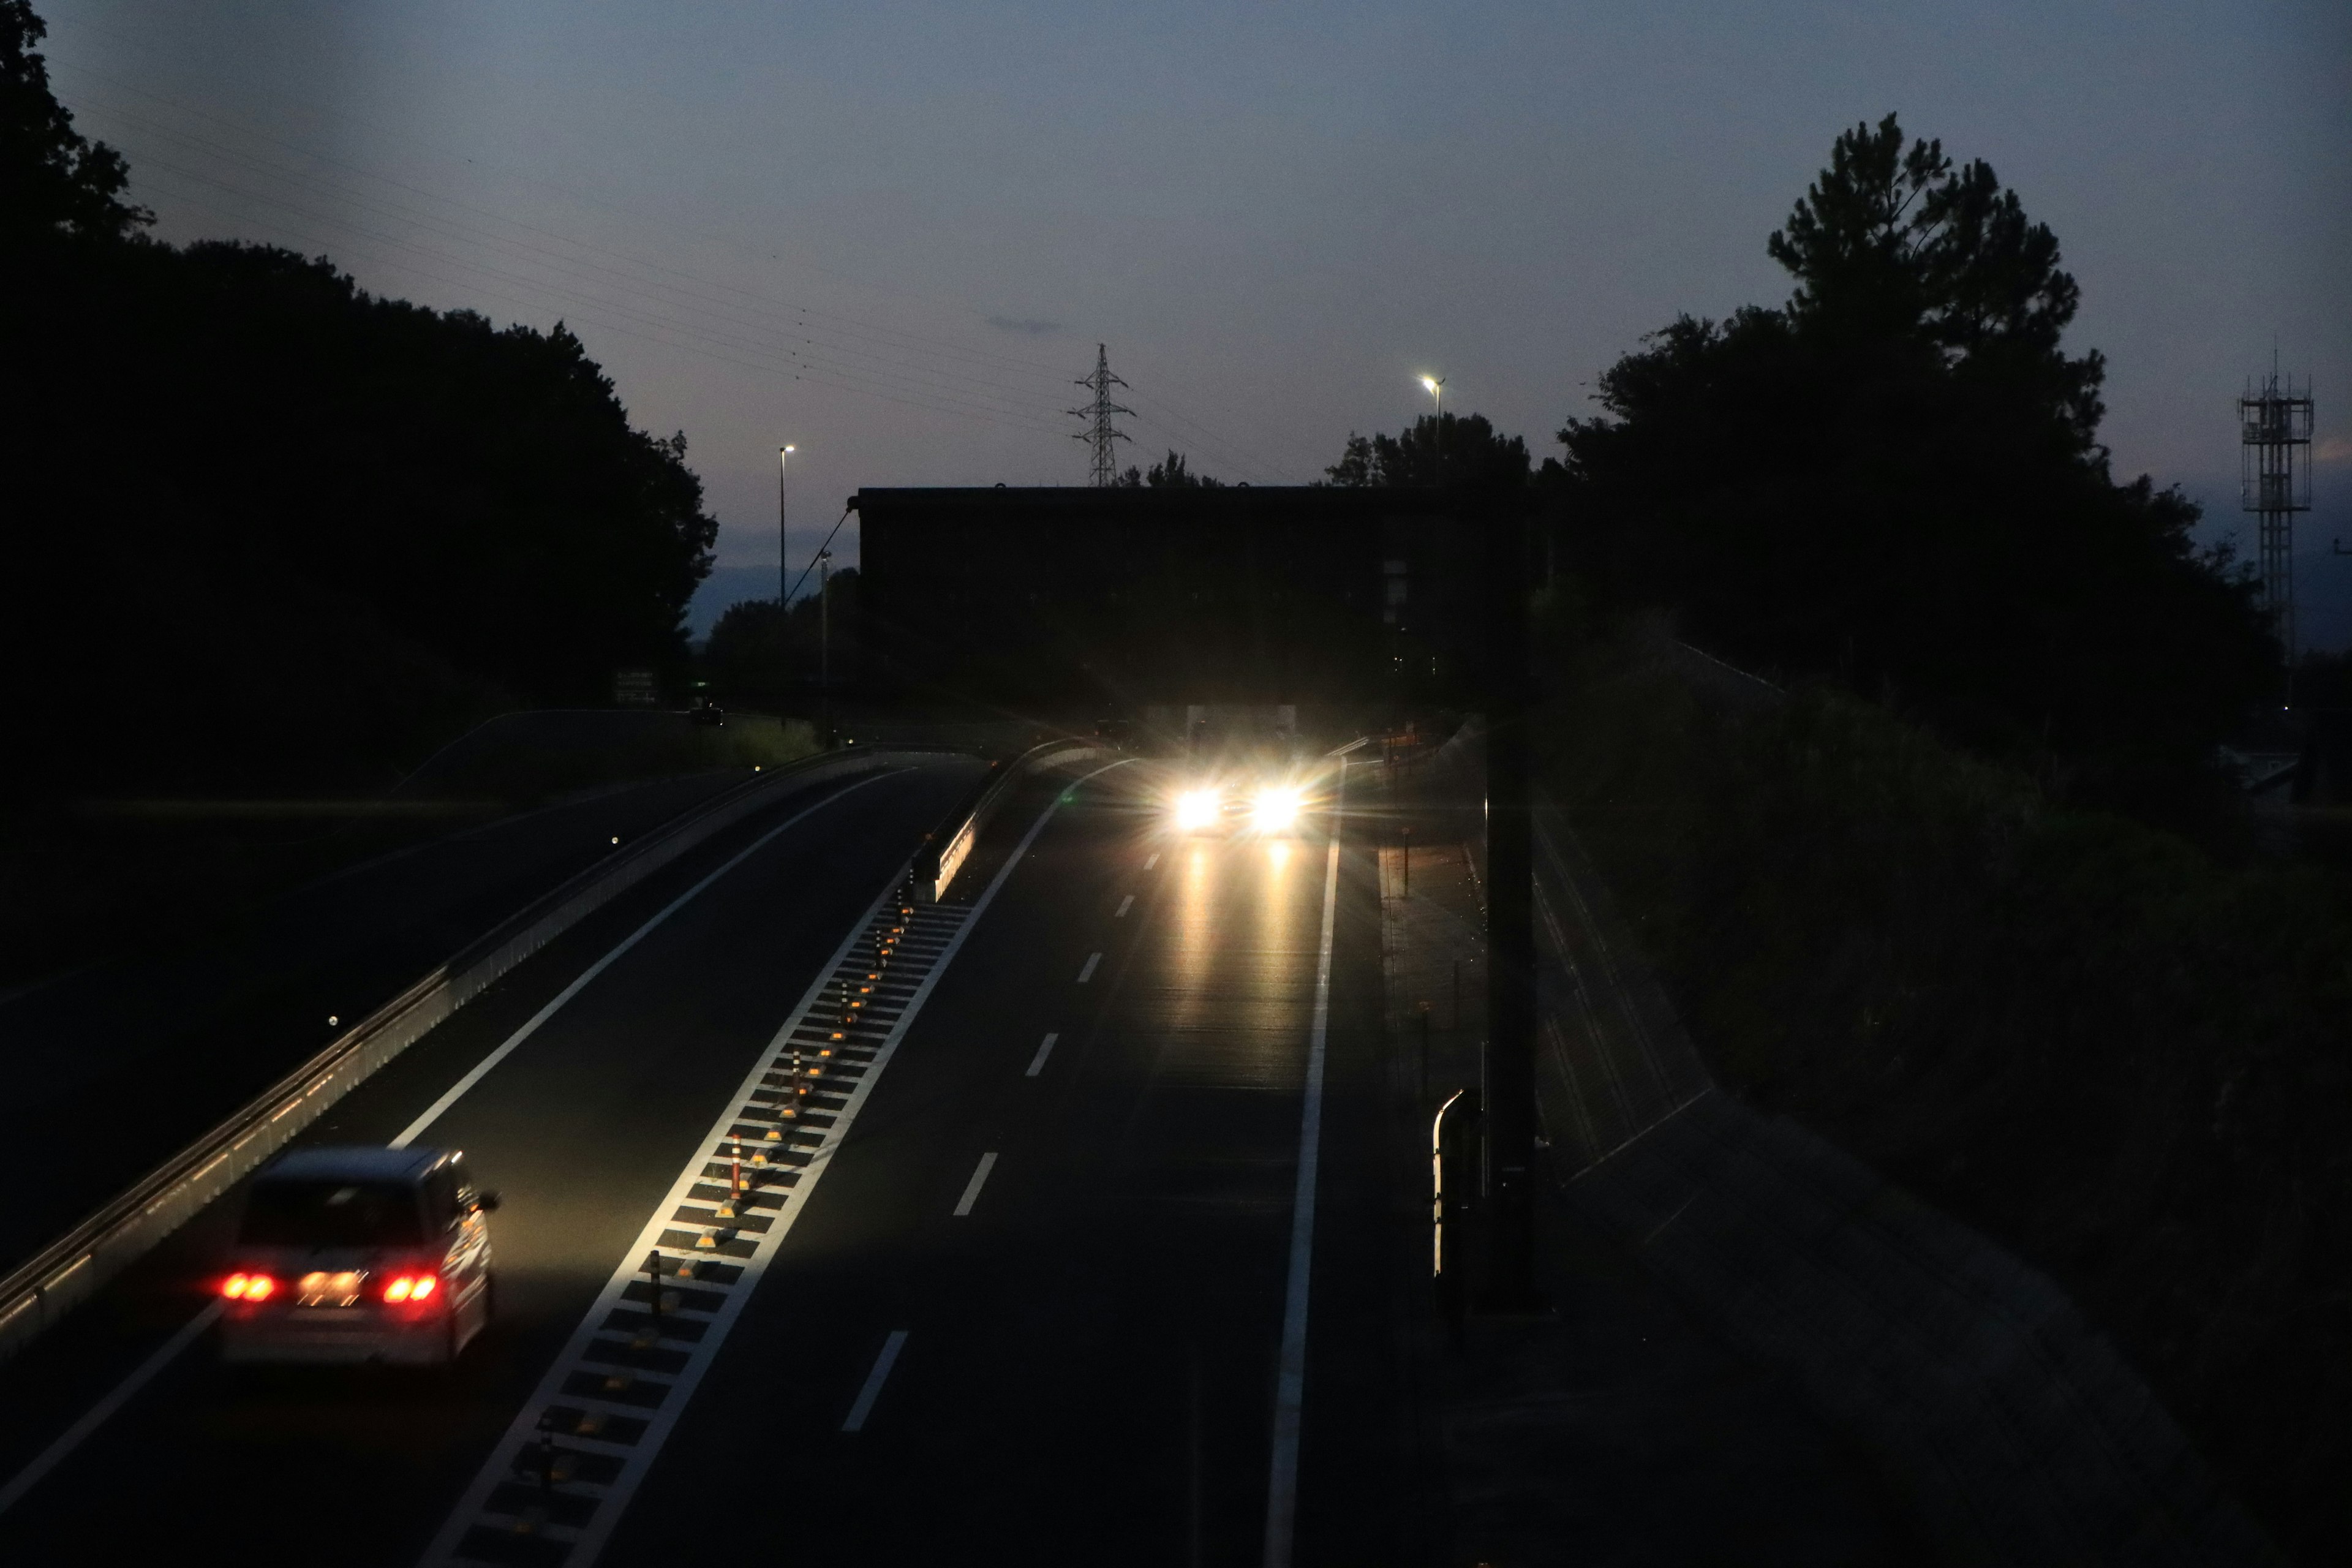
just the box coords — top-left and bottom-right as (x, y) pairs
(239, 1180), (423, 1248)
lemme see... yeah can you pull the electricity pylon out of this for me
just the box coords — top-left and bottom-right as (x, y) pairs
(1069, 343), (1134, 487)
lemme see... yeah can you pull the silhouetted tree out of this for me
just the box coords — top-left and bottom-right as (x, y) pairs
(0, 0), (148, 241)
(702, 569), (861, 712)
(1114, 449), (1223, 488)
(2, 2), (718, 819)
(1558, 114), (2274, 821)
(1324, 412), (1530, 489)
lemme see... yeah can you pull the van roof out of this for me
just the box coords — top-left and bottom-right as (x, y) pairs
(259, 1145), (449, 1184)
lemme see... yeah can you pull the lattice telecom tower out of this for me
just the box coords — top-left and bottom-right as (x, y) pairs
(1069, 343), (1134, 487)
(2241, 368), (2315, 663)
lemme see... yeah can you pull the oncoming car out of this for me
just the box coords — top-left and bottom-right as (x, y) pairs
(1167, 774), (1314, 835)
(218, 1145), (499, 1366)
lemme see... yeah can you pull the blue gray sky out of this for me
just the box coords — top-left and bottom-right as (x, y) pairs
(41, 1), (2352, 645)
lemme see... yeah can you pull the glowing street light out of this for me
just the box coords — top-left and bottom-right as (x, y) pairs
(1419, 376), (1447, 484)
(777, 445), (796, 604)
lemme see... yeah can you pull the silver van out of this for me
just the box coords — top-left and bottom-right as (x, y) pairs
(218, 1145), (497, 1366)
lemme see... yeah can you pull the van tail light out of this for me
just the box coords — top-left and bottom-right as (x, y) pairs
(382, 1273), (440, 1305)
(221, 1272), (276, 1302)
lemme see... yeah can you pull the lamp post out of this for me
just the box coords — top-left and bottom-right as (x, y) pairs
(777, 445), (795, 605)
(1419, 375), (1446, 485)
(817, 546), (833, 747)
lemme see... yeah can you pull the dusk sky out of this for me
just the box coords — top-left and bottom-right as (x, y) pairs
(41, 1), (2352, 645)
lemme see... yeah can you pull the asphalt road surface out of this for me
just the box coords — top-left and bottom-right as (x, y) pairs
(0, 753), (1907, 1566)
(0, 768), (758, 1272)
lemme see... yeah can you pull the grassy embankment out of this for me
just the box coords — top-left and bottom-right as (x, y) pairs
(1540, 624), (2351, 1564)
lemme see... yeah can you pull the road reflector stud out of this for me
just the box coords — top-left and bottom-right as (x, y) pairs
(766, 1128), (782, 1140)
(605, 1374), (631, 1391)
(578, 1412), (605, 1436)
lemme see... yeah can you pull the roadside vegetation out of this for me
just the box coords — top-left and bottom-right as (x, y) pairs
(1, 2), (723, 982)
(1522, 123), (2343, 1560)
(1322, 114), (2345, 1559)
(1538, 622), (2350, 1561)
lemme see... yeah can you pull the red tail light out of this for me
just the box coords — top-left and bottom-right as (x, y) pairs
(382, 1273), (440, 1304)
(222, 1272), (276, 1302)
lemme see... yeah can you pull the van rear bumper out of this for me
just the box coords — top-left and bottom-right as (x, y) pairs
(221, 1306), (447, 1366)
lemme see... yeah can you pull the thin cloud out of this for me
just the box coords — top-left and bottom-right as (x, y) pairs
(2315, 435), (2352, 464)
(986, 315), (1063, 336)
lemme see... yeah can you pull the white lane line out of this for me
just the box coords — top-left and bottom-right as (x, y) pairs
(0, 772), (906, 1526)
(1261, 760), (1349, 1568)
(952, 1152), (999, 1216)
(391, 771), (902, 1148)
(1143, 853), (1159, 870)
(1077, 952), (1102, 983)
(1025, 1031), (1058, 1077)
(842, 1330), (910, 1432)
(418, 757), (1133, 1568)
(1115, 894), (1135, 918)
(0, 1302), (220, 1520)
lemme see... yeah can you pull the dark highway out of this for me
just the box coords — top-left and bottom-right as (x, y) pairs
(0, 752), (1432, 1565)
(0, 749), (1915, 1566)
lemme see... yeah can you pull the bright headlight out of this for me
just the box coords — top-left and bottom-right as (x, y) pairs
(1253, 788), (1300, 830)
(1174, 789), (1218, 829)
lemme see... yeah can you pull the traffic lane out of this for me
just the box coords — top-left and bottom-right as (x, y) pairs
(1294, 799), (1446, 1565)
(0, 762), (925, 1491)
(0, 769), (758, 1270)
(609, 772), (1331, 1564)
(0, 758), (983, 1566)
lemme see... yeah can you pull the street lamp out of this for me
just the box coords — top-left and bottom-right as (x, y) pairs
(777, 445), (796, 605)
(816, 545), (834, 748)
(1419, 375), (1446, 485)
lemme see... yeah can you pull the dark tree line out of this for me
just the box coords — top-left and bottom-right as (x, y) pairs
(1327, 116), (2276, 825)
(0, 0), (716, 817)
(702, 570), (862, 714)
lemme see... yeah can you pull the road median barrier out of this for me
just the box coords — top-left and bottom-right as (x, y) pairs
(914, 740), (1110, 902)
(0, 747), (922, 1367)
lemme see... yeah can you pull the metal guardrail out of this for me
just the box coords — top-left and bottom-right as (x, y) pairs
(918, 740), (1111, 901)
(0, 748), (909, 1366)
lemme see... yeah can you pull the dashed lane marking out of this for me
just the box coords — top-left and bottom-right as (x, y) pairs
(1077, 952), (1102, 983)
(1025, 1033), (1058, 1078)
(1143, 853), (1159, 870)
(417, 758), (1130, 1568)
(842, 1330), (908, 1433)
(952, 1152), (998, 1217)
(1115, 894), (1135, 917)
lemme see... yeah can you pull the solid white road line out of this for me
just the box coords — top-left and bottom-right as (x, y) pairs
(391, 771), (901, 1148)
(953, 1152), (998, 1216)
(0, 771), (905, 1526)
(1143, 853), (1159, 870)
(418, 757), (1133, 1568)
(1077, 952), (1102, 982)
(1025, 1032), (1058, 1078)
(1115, 894), (1134, 918)
(1260, 760), (1348, 1568)
(842, 1330), (910, 1432)
(0, 1302), (221, 1520)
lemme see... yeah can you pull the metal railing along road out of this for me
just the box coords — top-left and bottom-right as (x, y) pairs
(0, 748), (914, 1366)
